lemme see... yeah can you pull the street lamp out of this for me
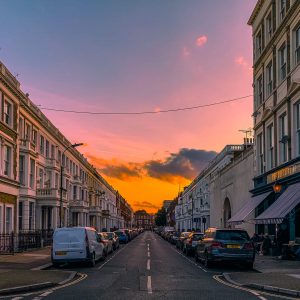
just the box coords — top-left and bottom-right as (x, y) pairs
(59, 143), (84, 228)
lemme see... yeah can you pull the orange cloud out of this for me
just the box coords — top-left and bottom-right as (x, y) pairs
(196, 35), (208, 47)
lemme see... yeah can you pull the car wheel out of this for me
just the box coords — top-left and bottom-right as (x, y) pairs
(204, 253), (212, 268)
(89, 253), (96, 267)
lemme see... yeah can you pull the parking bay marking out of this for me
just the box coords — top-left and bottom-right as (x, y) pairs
(213, 275), (297, 300)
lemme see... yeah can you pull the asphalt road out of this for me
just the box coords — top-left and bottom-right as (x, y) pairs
(14, 231), (295, 300)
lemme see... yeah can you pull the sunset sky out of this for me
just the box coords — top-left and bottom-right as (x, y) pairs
(0, 0), (257, 213)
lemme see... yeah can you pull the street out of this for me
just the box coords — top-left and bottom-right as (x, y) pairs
(5, 231), (295, 300)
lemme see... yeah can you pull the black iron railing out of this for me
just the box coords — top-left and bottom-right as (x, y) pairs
(0, 230), (53, 254)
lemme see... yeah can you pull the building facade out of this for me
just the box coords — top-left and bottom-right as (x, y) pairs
(249, 0), (300, 241)
(211, 145), (255, 235)
(134, 210), (154, 230)
(0, 63), (20, 233)
(175, 144), (246, 232)
(0, 60), (133, 234)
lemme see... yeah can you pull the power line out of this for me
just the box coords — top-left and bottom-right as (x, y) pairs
(38, 94), (252, 115)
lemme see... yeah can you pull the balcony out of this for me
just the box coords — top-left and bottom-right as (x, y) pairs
(20, 139), (38, 156)
(70, 200), (89, 208)
(46, 158), (60, 169)
(36, 188), (67, 200)
(89, 206), (102, 214)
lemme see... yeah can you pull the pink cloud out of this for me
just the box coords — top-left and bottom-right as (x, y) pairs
(182, 46), (190, 57)
(196, 35), (208, 47)
(235, 56), (248, 67)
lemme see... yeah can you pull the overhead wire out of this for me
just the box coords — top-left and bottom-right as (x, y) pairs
(37, 94), (253, 115)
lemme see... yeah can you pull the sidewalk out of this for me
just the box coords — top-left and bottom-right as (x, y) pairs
(0, 247), (76, 295)
(224, 255), (300, 297)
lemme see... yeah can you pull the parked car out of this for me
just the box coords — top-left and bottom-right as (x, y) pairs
(106, 232), (120, 250)
(114, 230), (129, 243)
(176, 232), (191, 250)
(170, 231), (181, 245)
(51, 227), (105, 267)
(195, 228), (255, 269)
(99, 232), (114, 254)
(183, 232), (204, 256)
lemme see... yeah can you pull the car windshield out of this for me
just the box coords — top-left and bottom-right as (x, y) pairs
(192, 234), (203, 241)
(114, 231), (123, 236)
(215, 231), (250, 241)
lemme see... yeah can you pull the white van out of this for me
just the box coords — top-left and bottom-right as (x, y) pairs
(52, 227), (105, 267)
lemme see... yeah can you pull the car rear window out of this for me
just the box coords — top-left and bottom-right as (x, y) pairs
(215, 230), (249, 241)
(192, 234), (203, 240)
(54, 229), (85, 243)
(114, 231), (123, 236)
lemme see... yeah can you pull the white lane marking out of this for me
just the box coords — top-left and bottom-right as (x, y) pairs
(147, 275), (152, 294)
(148, 251), (150, 257)
(39, 290), (53, 297)
(147, 259), (151, 270)
(213, 275), (296, 300)
(11, 297), (24, 300)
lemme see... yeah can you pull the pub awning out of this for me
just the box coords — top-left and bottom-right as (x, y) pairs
(254, 182), (300, 224)
(227, 192), (271, 225)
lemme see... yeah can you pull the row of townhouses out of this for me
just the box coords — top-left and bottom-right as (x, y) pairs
(175, 0), (300, 242)
(0, 61), (133, 234)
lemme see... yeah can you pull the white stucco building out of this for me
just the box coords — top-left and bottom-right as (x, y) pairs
(175, 144), (246, 232)
(0, 60), (133, 234)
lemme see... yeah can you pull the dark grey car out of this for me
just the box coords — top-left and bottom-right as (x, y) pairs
(194, 228), (255, 269)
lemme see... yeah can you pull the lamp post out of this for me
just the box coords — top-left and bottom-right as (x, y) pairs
(59, 143), (84, 228)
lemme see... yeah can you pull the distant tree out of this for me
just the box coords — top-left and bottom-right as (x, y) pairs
(155, 208), (167, 226)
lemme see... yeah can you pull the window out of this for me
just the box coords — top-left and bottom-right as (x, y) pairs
(266, 124), (274, 170)
(39, 168), (44, 188)
(255, 31), (262, 57)
(279, 45), (287, 81)
(279, 113), (288, 163)
(45, 140), (49, 158)
(73, 185), (77, 200)
(55, 173), (59, 189)
(4, 145), (11, 176)
(19, 118), (24, 139)
(19, 202), (23, 231)
(295, 26), (300, 65)
(5, 207), (13, 233)
(29, 158), (35, 188)
(25, 123), (31, 140)
(280, 0), (286, 21)
(266, 12), (272, 41)
(19, 155), (25, 185)
(32, 129), (37, 145)
(295, 102), (300, 155)
(257, 75), (263, 105)
(266, 62), (273, 96)
(40, 135), (45, 155)
(51, 145), (55, 159)
(257, 133), (264, 174)
(4, 100), (12, 126)
(29, 202), (34, 230)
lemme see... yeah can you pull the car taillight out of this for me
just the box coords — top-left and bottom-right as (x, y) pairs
(243, 242), (254, 250)
(211, 242), (224, 249)
(188, 239), (192, 244)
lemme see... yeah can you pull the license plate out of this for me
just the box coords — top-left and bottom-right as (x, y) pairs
(226, 244), (240, 249)
(55, 251), (67, 256)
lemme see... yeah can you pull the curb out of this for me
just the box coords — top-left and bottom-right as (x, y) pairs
(223, 273), (300, 297)
(0, 282), (55, 296)
(246, 283), (300, 297)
